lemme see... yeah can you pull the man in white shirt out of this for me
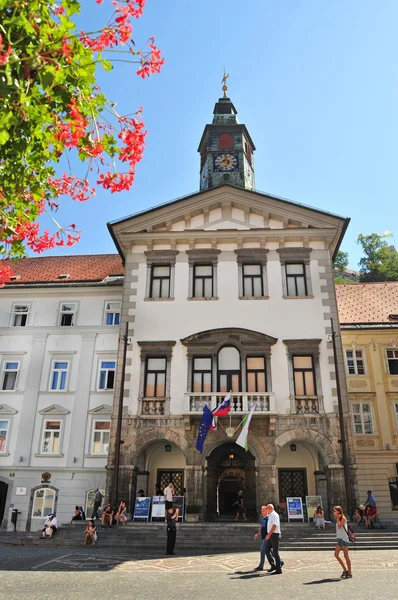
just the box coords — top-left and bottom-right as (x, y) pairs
(265, 504), (282, 574)
(164, 482), (174, 510)
(40, 513), (58, 539)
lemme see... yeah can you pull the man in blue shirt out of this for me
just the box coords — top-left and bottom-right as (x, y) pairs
(365, 490), (376, 509)
(253, 505), (284, 571)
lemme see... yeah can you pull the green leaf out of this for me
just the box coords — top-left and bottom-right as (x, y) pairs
(0, 129), (10, 145)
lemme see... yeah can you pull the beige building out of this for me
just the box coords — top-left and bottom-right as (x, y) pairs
(337, 282), (398, 520)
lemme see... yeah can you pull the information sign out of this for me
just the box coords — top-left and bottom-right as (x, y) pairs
(287, 496), (304, 522)
(133, 497), (151, 521)
(305, 495), (323, 522)
(151, 496), (166, 520)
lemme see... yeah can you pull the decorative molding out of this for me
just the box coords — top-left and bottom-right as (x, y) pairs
(144, 250), (179, 265)
(277, 247), (312, 264)
(390, 380), (398, 388)
(39, 404), (70, 416)
(137, 340), (176, 360)
(0, 404), (18, 415)
(348, 380), (368, 389)
(234, 248), (269, 265)
(88, 404), (113, 415)
(186, 248), (221, 265)
(356, 439), (376, 447)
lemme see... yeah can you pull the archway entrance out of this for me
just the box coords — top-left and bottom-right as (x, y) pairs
(0, 481), (8, 527)
(206, 442), (256, 520)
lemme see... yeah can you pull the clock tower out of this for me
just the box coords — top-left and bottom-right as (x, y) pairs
(198, 78), (256, 191)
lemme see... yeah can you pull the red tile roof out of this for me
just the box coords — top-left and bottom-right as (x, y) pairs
(3, 254), (124, 285)
(336, 282), (398, 324)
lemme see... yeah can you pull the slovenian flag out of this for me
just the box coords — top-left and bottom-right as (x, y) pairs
(210, 391), (231, 430)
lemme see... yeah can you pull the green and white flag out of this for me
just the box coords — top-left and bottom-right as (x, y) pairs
(379, 230), (393, 239)
(235, 403), (256, 451)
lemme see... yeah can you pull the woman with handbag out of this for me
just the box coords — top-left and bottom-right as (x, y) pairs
(333, 505), (353, 579)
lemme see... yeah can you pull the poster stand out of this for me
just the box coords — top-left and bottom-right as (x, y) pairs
(133, 497), (151, 522)
(286, 497), (304, 522)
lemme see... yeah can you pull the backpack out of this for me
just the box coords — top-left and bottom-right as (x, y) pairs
(344, 523), (356, 543)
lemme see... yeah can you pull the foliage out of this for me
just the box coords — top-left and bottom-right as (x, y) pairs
(333, 250), (349, 272)
(0, 0), (163, 284)
(334, 276), (357, 285)
(357, 233), (398, 282)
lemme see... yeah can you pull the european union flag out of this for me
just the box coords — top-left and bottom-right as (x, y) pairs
(196, 405), (213, 453)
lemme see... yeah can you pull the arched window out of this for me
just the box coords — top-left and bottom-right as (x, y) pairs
(85, 488), (106, 519)
(218, 346), (241, 392)
(219, 133), (233, 150)
(31, 488), (55, 519)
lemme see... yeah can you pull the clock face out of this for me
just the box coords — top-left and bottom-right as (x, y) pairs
(214, 153), (238, 172)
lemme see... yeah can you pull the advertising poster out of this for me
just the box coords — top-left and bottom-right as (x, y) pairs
(133, 497), (151, 521)
(287, 496), (304, 522)
(305, 496), (323, 521)
(151, 496), (166, 520)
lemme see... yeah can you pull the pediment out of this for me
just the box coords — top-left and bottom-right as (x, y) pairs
(0, 404), (18, 415)
(39, 404), (70, 416)
(88, 404), (113, 415)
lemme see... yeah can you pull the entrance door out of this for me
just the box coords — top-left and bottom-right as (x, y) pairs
(0, 481), (8, 527)
(278, 469), (307, 503)
(157, 470), (184, 496)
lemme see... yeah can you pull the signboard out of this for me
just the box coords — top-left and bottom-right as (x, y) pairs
(305, 496), (323, 522)
(16, 487), (27, 496)
(287, 497), (304, 522)
(151, 496), (166, 520)
(133, 497), (151, 521)
(174, 495), (184, 522)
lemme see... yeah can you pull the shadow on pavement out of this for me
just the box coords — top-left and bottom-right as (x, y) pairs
(303, 578), (342, 585)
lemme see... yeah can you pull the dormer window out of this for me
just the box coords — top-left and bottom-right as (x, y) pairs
(58, 274), (70, 279)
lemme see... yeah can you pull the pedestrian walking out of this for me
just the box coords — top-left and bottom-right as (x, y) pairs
(333, 505), (352, 579)
(166, 506), (179, 555)
(233, 490), (246, 522)
(264, 504), (282, 575)
(91, 488), (103, 520)
(253, 505), (284, 572)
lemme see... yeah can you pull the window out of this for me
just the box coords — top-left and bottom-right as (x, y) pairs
(247, 357), (267, 392)
(91, 420), (110, 454)
(144, 358), (167, 397)
(1, 362), (19, 391)
(394, 403), (398, 429)
(0, 420), (9, 452)
(218, 346), (241, 393)
(32, 488), (55, 518)
(50, 361), (69, 391)
(192, 358), (212, 393)
(387, 350), (398, 375)
(41, 420), (61, 454)
(98, 361), (116, 390)
(243, 264), (263, 297)
(193, 265), (213, 298)
(352, 403), (374, 434)
(59, 303), (76, 326)
(105, 302), (121, 326)
(11, 304), (29, 327)
(346, 349), (365, 375)
(150, 265), (171, 299)
(293, 356), (316, 396)
(286, 263), (307, 296)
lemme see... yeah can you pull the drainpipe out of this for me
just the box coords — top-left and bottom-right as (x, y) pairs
(111, 321), (129, 506)
(331, 318), (352, 514)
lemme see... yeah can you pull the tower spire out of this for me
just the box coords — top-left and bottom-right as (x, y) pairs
(221, 72), (229, 98)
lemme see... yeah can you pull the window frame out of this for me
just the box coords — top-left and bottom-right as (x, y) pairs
(49, 360), (70, 392)
(351, 402), (374, 435)
(58, 302), (77, 327)
(292, 355), (317, 396)
(1, 360), (20, 392)
(91, 419), (111, 455)
(242, 264), (264, 298)
(31, 487), (56, 519)
(285, 262), (308, 297)
(10, 303), (31, 327)
(193, 263), (214, 298)
(386, 349), (398, 375)
(394, 402), (398, 430)
(0, 418), (10, 453)
(345, 348), (366, 375)
(97, 360), (116, 391)
(246, 356), (267, 393)
(192, 356), (212, 393)
(149, 264), (171, 299)
(104, 301), (121, 326)
(40, 419), (62, 455)
(144, 356), (167, 398)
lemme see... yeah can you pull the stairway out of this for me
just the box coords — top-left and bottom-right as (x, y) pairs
(2, 522), (398, 551)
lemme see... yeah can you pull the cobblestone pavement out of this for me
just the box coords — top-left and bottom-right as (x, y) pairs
(0, 547), (397, 599)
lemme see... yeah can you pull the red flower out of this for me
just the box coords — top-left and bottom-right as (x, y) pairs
(0, 33), (12, 66)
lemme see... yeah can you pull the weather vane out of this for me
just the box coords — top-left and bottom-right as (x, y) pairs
(221, 71), (229, 97)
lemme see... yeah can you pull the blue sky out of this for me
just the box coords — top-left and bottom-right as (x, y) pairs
(41, 0), (397, 268)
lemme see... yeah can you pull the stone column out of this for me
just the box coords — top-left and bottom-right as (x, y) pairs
(325, 464), (346, 510)
(185, 465), (204, 516)
(257, 465), (278, 510)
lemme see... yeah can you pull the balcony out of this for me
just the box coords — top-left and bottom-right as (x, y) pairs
(295, 396), (324, 414)
(141, 398), (167, 416)
(184, 392), (276, 414)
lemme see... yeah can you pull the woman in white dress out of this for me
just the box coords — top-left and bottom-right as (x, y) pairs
(314, 505), (326, 529)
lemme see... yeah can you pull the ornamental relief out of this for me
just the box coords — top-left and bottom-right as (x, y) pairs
(390, 380), (398, 388)
(355, 439), (376, 447)
(348, 380), (368, 389)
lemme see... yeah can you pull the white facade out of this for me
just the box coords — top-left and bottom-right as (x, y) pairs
(0, 279), (122, 530)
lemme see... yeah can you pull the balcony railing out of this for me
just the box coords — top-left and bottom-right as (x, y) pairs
(185, 392), (276, 414)
(295, 396), (323, 414)
(142, 398), (166, 416)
